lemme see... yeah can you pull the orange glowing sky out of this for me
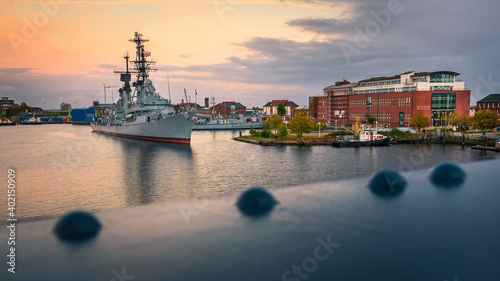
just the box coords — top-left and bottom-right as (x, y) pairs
(1, 0), (499, 108)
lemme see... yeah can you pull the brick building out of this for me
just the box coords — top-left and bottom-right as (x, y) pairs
(321, 79), (356, 125)
(211, 101), (246, 118)
(310, 71), (471, 127)
(476, 94), (500, 116)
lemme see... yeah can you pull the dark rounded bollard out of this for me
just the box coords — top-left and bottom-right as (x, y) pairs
(237, 188), (278, 217)
(429, 162), (466, 188)
(367, 170), (406, 197)
(54, 211), (102, 242)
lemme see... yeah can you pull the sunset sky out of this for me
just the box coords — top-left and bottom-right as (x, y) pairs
(1, 0), (500, 109)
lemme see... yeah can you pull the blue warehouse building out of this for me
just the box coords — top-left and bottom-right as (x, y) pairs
(71, 108), (96, 124)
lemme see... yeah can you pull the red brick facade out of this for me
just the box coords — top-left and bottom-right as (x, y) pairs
(349, 90), (470, 127)
(316, 96), (329, 123)
(476, 94), (500, 116)
(211, 101), (246, 118)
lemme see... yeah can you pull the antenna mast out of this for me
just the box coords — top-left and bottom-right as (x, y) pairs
(167, 75), (171, 102)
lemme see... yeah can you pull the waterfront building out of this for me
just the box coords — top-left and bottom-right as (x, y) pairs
(311, 71), (470, 127)
(72, 108), (96, 123)
(322, 79), (357, 126)
(263, 100), (298, 120)
(1, 97), (14, 115)
(476, 94), (500, 117)
(46, 108), (72, 120)
(211, 101), (246, 118)
(309, 96), (326, 122)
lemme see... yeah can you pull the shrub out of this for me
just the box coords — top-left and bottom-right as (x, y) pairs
(325, 131), (354, 138)
(277, 123), (288, 139)
(260, 129), (272, 138)
(249, 128), (259, 137)
(380, 128), (411, 137)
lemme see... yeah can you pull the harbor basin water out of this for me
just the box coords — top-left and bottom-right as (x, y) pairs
(0, 124), (498, 221)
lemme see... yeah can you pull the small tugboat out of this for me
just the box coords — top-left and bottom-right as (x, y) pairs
(331, 119), (391, 147)
(91, 32), (195, 143)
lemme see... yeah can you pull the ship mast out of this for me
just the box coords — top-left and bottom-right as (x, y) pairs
(114, 32), (157, 109)
(129, 32), (157, 86)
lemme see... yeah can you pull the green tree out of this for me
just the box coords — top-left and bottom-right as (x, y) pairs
(364, 113), (375, 125)
(20, 101), (31, 112)
(267, 114), (284, 134)
(472, 110), (499, 136)
(409, 110), (430, 132)
(60, 102), (71, 110)
(6, 104), (21, 118)
(277, 123), (288, 139)
(277, 103), (286, 116)
(289, 114), (314, 137)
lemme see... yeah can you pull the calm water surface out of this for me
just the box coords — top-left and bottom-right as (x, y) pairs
(1, 124), (497, 220)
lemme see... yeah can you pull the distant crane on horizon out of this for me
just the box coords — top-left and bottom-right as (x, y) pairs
(103, 84), (120, 104)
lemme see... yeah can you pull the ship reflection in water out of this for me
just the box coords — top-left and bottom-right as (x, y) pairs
(117, 138), (194, 206)
(1, 125), (498, 221)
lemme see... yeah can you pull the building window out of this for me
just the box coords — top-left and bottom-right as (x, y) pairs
(430, 73), (454, 83)
(432, 93), (456, 110)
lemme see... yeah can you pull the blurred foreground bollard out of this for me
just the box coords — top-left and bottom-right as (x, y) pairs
(54, 211), (102, 242)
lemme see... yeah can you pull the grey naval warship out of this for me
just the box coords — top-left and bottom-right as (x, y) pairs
(91, 32), (195, 144)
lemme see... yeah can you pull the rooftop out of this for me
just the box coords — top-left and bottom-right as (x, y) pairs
(216, 102), (246, 109)
(477, 94), (500, 103)
(324, 82), (358, 90)
(357, 71), (461, 83)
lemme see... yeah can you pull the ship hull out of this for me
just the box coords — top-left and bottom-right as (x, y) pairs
(331, 137), (391, 147)
(91, 113), (195, 144)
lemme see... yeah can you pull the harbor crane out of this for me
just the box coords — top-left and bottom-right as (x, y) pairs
(103, 84), (119, 104)
(341, 117), (360, 136)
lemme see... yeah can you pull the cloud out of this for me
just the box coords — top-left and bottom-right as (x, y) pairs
(0, 85), (15, 91)
(0, 68), (34, 74)
(286, 17), (354, 35)
(97, 64), (118, 70)
(4, 0), (500, 107)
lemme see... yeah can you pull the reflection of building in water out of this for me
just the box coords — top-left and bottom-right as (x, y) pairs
(118, 139), (194, 206)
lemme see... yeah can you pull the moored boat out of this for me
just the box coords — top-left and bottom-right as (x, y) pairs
(331, 119), (391, 147)
(331, 134), (391, 147)
(91, 32), (195, 143)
